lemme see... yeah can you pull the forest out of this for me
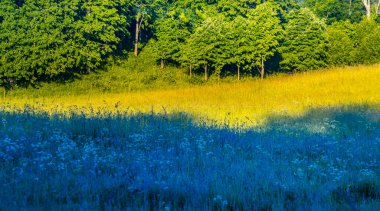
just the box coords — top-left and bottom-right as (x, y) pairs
(1, 0), (380, 90)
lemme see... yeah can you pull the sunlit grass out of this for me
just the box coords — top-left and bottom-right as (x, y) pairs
(2, 64), (380, 127)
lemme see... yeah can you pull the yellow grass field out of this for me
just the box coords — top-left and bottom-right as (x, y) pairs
(2, 64), (380, 127)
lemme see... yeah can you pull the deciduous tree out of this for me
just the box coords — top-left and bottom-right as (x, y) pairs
(280, 8), (328, 72)
(0, 0), (130, 88)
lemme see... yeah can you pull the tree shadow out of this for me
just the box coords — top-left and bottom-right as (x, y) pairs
(261, 104), (380, 139)
(0, 104), (379, 209)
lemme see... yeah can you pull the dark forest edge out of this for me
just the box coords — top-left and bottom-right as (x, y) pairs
(1, 0), (380, 90)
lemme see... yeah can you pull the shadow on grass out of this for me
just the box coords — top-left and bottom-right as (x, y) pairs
(0, 104), (380, 209)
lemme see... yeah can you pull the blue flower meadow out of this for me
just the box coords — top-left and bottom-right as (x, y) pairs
(1, 106), (380, 210)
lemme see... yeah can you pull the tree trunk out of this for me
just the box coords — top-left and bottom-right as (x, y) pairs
(376, 0), (380, 15)
(366, 6), (371, 20)
(189, 64), (192, 78)
(362, 0), (371, 20)
(260, 59), (265, 80)
(7, 78), (14, 92)
(349, 0), (352, 15)
(161, 59), (164, 69)
(204, 63), (208, 81)
(134, 19), (139, 57)
(237, 65), (240, 81)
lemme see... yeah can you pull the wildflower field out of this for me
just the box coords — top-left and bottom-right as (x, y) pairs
(1, 65), (380, 209)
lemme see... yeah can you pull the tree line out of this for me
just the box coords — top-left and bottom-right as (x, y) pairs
(1, 0), (380, 89)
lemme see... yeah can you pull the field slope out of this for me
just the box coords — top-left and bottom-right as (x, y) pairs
(2, 64), (380, 127)
(1, 65), (380, 209)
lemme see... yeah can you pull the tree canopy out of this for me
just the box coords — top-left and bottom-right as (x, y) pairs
(0, 0), (130, 89)
(280, 8), (328, 71)
(1, 0), (380, 88)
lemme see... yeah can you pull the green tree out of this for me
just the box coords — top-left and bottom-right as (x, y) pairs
(75, 0), (130, 72)
(245, 2), (283, 79)
(0, 0), (130, 89)
(131, 0), (153, 57)
(354, 20), (380, 63)
(280, 8), (328, 72)
(228, 2), (283, 80)
(227, 16), (247, 80)
(209, 16), (233, 83)
(0, 0), (70, 88)
(305, 0), (364, 23)
(325, 21), (357, 65)
(180, 14), (224, 81)
(131, 0), (180, 57)
(361, 0), (380, 20)
(326, 19), (380, 66)
(216, 0), (260, 19)
(153, 10), (191, 68)
(178, 38), (198, 78)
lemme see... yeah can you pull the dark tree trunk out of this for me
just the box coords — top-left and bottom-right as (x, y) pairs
(189, 64), (192, 78)
(7, 78), (15, 92)
(134, 20), (139, 57)
(260, 58), (265, 80)
(161, 59), (164, 69)
(237, 65), (240, 81)
(204, 63), (208, 81)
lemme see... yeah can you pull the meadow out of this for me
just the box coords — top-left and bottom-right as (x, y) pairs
(1, 64), (380, 209)
(3, 64), (380, 127)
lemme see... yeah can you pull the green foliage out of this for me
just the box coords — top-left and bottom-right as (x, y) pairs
(182, 15), (223, 70)
(204, 15), (233, 75)
(1, 0), (380, 89)
(354, 20), (380, 64)
(244, 2), (283, 72)
(178, 1), (283, 78)
(325, 21), (357, 65)
(304, 0), (364, 23)
(152, 10), (191, 66)
(280, 8), (328, 72)
(0, 0), (130, 88)
(6, 57), (206, 97)
(326, 20), (380, 66)
(74, 0), (130, 70)
(228, 16), (248, 69)
(216, 0), (260, 19)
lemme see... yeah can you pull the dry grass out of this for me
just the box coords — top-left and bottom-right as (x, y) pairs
(3, 64), (380, 127)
